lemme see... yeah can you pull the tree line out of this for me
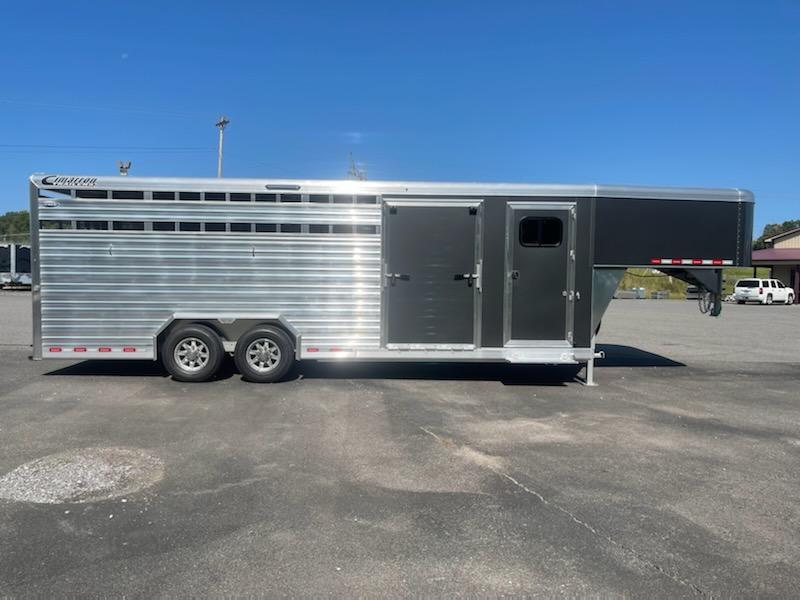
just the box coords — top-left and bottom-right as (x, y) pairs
(0, 210), (30, 243)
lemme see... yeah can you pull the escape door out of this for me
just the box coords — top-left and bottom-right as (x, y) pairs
(504, 202), (575, 344)
(383, 201), (482, 347)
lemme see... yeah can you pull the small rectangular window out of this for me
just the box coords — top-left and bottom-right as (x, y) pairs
(179, 222), (201, 232)
(280, 223), (301, 233)
(39, 220), (72, 230)
(205, 222), (226, 232)
(179, 192), (201, 201)
(76, 189), (108, 199)
(356, 195), (377, 204)
(309, 224), (329, 233)
(519, 216), (562, 247)
(153, 191), (175, 200)
(355, 224), (377, 235)
(255, 223), (277, 233)
(230, 223), (252, 232)
(332, 224), (355, 234)
(333, 195), (353, 204)
(76, 221), (109, 230)
(280, 194), (301, 202)
(112, 191), (144, 200)
(153, 222), (175, 231)
(255, 193), (277, 202)
(230, 193), (252, 202)
(310, 194), (330, 203)
(205, 192), (226, 201)
(112, 221), (145, 231)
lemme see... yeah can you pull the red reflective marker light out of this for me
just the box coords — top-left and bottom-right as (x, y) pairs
(73, 347), (87, 353)
(307, 347), (319, 353)
(650, 258), (662, 265)
(691, 259), (703, 265)
(122, 347), (136, 353)
(48, 347), (62, 353)
(98, 347), (112, 353)
(712, 259), (724, 265)
(671, 258), (682, 265)
(329, 347), (343, 352)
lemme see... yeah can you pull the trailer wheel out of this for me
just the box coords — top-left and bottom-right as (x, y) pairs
(234, 326), (294, 383)
(162, 324), (224, 382)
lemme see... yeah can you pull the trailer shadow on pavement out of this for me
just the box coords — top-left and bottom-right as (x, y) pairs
(40, 344), (684, 385)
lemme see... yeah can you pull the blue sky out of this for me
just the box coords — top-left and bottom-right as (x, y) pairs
(1, 1), (797, 235)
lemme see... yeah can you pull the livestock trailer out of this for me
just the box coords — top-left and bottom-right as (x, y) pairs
(29, 174), (754, 385)
(1, 243), (32, 288)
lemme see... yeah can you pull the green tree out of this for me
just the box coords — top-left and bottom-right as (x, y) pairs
(753, 220), (800, 250)
(0, 210), (30, 243)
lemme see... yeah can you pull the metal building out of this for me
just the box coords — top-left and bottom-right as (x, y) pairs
(29, 175), (754, 384)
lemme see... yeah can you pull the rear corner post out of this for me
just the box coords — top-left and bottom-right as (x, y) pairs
(29, 180), (42, 360)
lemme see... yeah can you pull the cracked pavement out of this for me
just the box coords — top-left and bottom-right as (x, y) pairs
(1, 291), (799, 597)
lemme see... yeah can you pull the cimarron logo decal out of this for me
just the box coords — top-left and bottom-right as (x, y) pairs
(41, 176), (98, 187)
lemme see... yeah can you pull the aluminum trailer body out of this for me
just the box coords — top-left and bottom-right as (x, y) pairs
(29, 174), (754, 384)
(1, 243), (32, 287)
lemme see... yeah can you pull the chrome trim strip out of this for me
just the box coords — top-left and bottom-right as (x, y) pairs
(30, 174), (755, 203)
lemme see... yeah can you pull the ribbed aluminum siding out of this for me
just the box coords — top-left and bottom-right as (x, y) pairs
(38, 199), (382, 358)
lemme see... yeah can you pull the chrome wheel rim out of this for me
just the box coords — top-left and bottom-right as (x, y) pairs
(174, 337), (210, 372)
(246, 338), (281, 373)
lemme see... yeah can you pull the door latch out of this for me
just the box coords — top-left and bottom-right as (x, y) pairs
(386, 273), (410, 286)
(454, 273), (480, 287)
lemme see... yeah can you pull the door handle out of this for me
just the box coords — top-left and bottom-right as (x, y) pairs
(511, 270), (520, 280)
(386, 273), (410, 286)
(454, 273), (479, 287)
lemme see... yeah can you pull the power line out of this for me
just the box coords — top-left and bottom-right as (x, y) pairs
(0, 144), (212, 150)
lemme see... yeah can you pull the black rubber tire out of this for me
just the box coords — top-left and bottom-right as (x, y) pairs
(766, 294), (773, 305)
(162, 324), (224, 382)
(234, 325), (295, 383)
(736, 300), (745, 305)
(788, 295), (795, 305)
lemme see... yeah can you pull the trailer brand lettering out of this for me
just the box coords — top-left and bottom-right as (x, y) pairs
(41, 176), (98, 187)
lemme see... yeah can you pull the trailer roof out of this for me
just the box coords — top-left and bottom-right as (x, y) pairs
(30, 174), (754, 203)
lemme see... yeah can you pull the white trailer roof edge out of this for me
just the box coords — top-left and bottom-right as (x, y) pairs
(30, 174), (754, 203)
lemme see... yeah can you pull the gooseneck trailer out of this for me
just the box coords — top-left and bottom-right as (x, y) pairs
(29, 175), (754, 384)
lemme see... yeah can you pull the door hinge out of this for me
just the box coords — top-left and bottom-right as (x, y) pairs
(389, 206), (397, 215)
(469, 206), (478, 215)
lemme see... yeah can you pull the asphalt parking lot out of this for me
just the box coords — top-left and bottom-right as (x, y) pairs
(1, 291), (799, 597)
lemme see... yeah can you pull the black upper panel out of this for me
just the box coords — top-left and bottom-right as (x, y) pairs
(594, 198), (745, 265)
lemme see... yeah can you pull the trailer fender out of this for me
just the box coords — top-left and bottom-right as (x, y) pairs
(154, 313), (301, 359)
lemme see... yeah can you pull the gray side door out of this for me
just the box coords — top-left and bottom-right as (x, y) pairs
(383, 201), (482, 347)
(504, 202), (575, 344)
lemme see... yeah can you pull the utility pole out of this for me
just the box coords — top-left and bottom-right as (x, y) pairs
(215, 116), (230, 177)
(347, 152), (366, 181)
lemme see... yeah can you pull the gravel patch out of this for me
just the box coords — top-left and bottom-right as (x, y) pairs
(0, 447), (164, 504)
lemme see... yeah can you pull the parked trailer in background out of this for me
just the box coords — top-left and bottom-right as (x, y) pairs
(29, 175), (754, 385)
(1, 243), (32, 288)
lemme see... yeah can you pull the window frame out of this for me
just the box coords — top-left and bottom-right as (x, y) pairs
(518, 216), (563, 248)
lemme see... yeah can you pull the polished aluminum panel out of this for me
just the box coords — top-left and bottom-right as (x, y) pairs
(36, 196), (381, 359)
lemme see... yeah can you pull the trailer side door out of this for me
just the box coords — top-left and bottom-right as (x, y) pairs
(504, 202), (576, 345)
(383, 201), (482, 348)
